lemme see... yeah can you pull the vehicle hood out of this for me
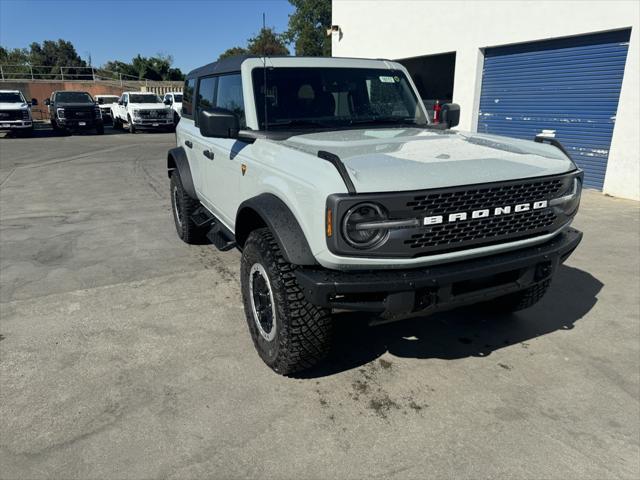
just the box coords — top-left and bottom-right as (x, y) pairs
(0, 102), (28, 110)
(128, 103), (168, 110)
(281, 128), (576, 192)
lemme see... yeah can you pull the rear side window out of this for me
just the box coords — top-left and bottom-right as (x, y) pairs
(182, 78), (196, 118)
(216, 74), (245, 127)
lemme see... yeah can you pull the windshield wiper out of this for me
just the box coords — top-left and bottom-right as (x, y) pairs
(349, 116), (419, 126)
(265, 119), (329, 128)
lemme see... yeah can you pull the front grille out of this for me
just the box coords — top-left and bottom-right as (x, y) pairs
(64, 108), (92, 118)
(0, 110), (24, 121)
(405, 209), (557, 251)
(407, 178), (564, 214)
(138, 110), (167, 119)
(326, 172), (578, 258)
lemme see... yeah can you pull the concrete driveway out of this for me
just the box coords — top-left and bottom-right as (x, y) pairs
(1, 129), (638, 479)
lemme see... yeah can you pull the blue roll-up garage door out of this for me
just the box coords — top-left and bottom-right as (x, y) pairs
(478, 29), (631, 189)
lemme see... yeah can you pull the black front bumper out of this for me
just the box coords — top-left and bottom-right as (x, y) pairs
(58, 119), (102, 129)
(295, 228), (582, 319)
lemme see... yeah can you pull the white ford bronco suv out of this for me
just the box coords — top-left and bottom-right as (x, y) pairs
(167, 56), (583, 375)
(111, 91), (174, 133)
(0, 89), (34, 137)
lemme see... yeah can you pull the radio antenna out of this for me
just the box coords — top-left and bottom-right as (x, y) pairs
(262, 12), (268, 132)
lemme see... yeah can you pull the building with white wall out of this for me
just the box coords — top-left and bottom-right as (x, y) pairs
(332, 0), (639, 200)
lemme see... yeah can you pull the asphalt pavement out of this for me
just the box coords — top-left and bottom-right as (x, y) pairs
(1, 127), (638, 479)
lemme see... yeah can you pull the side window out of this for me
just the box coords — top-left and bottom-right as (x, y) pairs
(216, 74), (245, 127)
(182, 78), (196, 118)
(195, 76), (217, 123)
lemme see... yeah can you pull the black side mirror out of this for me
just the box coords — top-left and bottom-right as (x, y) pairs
(118, 100), (123, 105)
(164, 98), (172, 105)
(44, 99), (50, 106)
(97, 98), (104, 104)
(30, 98), (38, 106)
(441, 103), (460, 129)
(199, 108), (239, 138)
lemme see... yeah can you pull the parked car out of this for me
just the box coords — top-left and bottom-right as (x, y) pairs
(95, 94), (120, 123)
(0, 89), (34, 137)
(163, 91), (183, 125)
(111, 92), (174, 133)
(167, 56), (583, 375)
(45, 91), (104, 135)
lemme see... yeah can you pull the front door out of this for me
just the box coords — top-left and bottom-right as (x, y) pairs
(192, 73), (246, 228)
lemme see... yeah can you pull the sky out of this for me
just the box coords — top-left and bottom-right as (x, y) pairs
(0, 0), (295, 73)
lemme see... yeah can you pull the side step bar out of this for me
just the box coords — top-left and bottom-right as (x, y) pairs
(189, 206), (236, 251)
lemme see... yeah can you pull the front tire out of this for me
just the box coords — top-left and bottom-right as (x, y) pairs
(241, 228), (332, 375)
(96, 124), (104, 135)
(170, 171), (204, 244)
(128, 115), (135, 134)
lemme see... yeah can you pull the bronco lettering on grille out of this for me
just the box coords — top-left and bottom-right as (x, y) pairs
(423, 200), (548, 225)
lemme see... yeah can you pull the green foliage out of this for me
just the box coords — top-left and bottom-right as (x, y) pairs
(218, 46), (249, 60)
(102, 53), (184, 81)
(247, 27), (289, 56)
(285, 0), (331, 56)
(218, 28), (289, 60)
(1, 39), (184, 81)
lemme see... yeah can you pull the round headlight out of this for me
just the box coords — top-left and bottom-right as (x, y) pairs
(342, 202), (389, 249)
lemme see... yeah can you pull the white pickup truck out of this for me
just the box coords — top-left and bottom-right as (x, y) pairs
(111, 91), (174, 133)
(0, 89), (34, 137)
(163, 91), (183, 125)
(95, 94), (120, 123)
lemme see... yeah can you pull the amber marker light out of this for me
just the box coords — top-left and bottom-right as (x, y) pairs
(326, 208), (333, 237)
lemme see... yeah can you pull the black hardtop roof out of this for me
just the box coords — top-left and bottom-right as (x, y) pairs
(187, 55), (254, 79)
(186, 55), (396, 79)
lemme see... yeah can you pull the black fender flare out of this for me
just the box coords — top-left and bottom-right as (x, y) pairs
(167, 147), (197, 199)
(236, 194), (317, 266)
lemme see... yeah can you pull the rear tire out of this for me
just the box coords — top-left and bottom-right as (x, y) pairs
(96, 124), (104, 135)
(482, 279), (551, 313)
(241, 228), (332, 375)
(170, 171), (204, 244)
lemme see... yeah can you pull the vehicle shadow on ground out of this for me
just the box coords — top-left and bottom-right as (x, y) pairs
(298, 265), (602, 378)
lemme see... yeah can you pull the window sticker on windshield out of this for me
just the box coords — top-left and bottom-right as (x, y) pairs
(379, 76), (396, 83)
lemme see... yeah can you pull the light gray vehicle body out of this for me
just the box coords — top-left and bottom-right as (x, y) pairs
(175, 57), (577, 270)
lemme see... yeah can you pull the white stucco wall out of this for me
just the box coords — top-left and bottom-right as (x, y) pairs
(332, 0), (639, 200)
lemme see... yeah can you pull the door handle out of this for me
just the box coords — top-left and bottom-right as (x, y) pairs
(185, 140), (193, 148)
(203, 150), (214, 160)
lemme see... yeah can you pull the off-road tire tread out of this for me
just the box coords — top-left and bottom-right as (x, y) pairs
(242, 228), (332, 375)
(170, 171), (204, 244)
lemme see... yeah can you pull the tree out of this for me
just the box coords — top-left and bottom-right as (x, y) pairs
(218, 46), (248, 61)
(247, 27), (289, 56)
(102, 54), (184, 81)
(285, 0), (331, 56)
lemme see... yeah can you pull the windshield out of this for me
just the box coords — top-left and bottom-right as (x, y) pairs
(55, 92), (94, 103)
(173, 94), (183, 102)
(252, 67), (427, 129)
(129, 94), (162, 104)
(0, 92), (26, 103)
(98, 96), (119, 104)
